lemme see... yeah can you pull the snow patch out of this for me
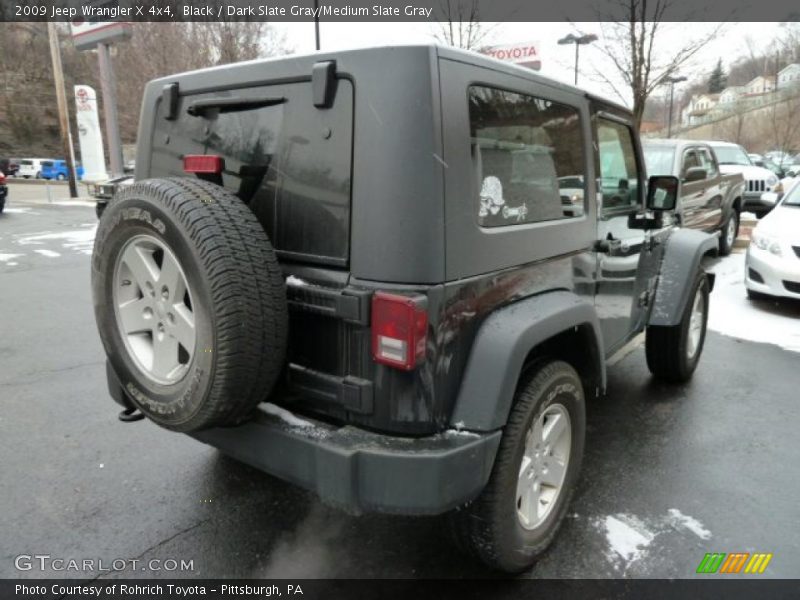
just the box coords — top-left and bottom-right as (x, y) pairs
(263, 402), (314, 428)
(443, 429), (481, 439)
(3, 207), (36, 214)
(285, 275), (308, 287)
(601, 515), (655, 563)
(15, 225), (96, 255)
(0, 253), (23, 263)
(666, 508), (711, 539)
(34, 249), (61, 258)
(706, 253), (800, 353)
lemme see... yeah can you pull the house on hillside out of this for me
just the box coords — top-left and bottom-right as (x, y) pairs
(778, 63), (800, 88)
(719, 86), (745, 104)
(681, 93), (720, 126)
(745, 75), (776, 95)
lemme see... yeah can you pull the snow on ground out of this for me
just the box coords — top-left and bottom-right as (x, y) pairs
(666, 508), (712, 540)
(706, 252), (800, 353)
(15, 226), (97, 255)
(595, 510), (712, 572)
(601, 515), (656, 563)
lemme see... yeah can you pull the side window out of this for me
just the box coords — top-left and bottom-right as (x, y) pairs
(468, 86), (585, 227)
(681, 149), (701, 179)
(698, 148), (718, 178)
(596, 118), (640, 218)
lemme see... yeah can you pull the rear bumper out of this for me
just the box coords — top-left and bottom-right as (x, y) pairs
(106, 361), (501, 515)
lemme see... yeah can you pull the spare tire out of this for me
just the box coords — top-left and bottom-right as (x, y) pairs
(92, 178), (288, 432)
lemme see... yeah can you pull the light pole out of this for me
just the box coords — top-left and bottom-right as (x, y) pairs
(664, 75), (687, 138)
(314, 0), (320, 50)
(557, 33), (598, 86)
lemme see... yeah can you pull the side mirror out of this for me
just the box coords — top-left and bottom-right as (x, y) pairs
(684, 167), (707, 183)
(647, 175), (678, 211)
(760, 191), (779, 207)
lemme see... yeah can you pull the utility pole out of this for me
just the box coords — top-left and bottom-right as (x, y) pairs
(664, 75), (687, 138)
(47, 22), (78, 198)
(97, 43), (124, 177)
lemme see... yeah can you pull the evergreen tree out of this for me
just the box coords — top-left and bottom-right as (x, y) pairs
(708, 59), (727, 93)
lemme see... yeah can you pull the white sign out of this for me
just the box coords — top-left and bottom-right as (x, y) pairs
(70, 19), (132, 51)
(483, 42), (541, 70)
(74, 85), (108, 182)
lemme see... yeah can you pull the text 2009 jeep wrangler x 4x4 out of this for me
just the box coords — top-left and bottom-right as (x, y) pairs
(92, 45), (717, 572)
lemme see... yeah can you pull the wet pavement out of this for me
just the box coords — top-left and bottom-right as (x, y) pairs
(1, 198), (799, 580)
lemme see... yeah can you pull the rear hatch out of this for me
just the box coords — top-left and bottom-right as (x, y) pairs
(147, 77), (390, 428)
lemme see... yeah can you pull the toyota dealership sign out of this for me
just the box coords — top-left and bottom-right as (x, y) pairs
(483, 42), (541, 70)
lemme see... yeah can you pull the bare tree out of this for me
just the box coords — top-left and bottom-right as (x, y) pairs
(765, 90), (800, 155)
(433, 0), (493, 50)
(593, 0), (723, 127)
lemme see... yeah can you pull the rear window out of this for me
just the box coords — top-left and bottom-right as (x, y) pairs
(41, 161), (53, 167)
(150, 80), (354, 266)
(21, 160), (32, 166)
(468, 86), (585, 226)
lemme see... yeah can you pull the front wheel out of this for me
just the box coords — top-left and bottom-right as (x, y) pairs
(447, 360), (585, 573)
(646, 270), (709, 382)
(56, 173), (66, 181)
(718, 210), (738, 256)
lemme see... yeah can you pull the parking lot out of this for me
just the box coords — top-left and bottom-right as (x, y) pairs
(1, 186), (799, 579)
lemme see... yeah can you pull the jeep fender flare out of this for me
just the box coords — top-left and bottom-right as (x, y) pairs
(450, 291), (605, 432)
(648, 228), (717, 328)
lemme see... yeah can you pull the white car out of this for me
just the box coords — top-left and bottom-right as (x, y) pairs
(745, 182), (800, 300)
(707, 142), (783, 218)
(17, 158), (53, 179)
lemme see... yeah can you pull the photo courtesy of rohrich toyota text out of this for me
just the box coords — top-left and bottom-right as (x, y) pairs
(1, 0), (799, 598)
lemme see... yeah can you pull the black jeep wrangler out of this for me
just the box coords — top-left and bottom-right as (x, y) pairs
(92, 45), (716, 572)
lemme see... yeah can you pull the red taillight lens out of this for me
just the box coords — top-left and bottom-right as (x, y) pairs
(371, 292), (428, 371)
(183, 154), (224, 174)
(0, 172), (5, 184)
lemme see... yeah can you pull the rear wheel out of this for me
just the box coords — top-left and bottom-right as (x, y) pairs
(56, 173), (66, 181)
(447, 360), (585, 573)
(646, 270), (709, 382)
(718, 210), (739, 256)
(92, 177), (288, 432)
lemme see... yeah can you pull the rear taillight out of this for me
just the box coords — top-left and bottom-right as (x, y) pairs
(0, 172), (5, 184)
(183, 154), (224, 174)
(371, 292), (428, 371)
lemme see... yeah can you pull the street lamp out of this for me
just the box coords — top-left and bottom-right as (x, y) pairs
(557, 33), (598, 86)
(663, 75), (688, 138)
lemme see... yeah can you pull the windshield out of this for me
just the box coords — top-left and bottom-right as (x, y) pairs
(711, 145), (751, 166)
(643, 145), (676, 176)
(558, 176), (583, 189)
(783, 183), (800, 207)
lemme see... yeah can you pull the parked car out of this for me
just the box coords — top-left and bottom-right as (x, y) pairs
(89, 174), (133, 219)
(40, 160), (84, 181)
(745, 181), (800, 301)
(557, 175), (585, 217)
(0, 158), (20, 178)
(749, 153), (785, 178)
(707, 142), (782, 218)
(781, 154), (800, 178)
(643, 139), (745, 255)
(91, 45), (717, 573)
(0, 170), (7, 213)
(765, 150), (794, 168)
(17, 158), (52, 179)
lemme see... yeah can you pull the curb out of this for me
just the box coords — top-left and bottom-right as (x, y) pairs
(734, 215), (757, 249)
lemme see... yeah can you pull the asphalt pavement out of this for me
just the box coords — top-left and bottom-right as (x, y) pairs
(1, 193), (799, 580)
